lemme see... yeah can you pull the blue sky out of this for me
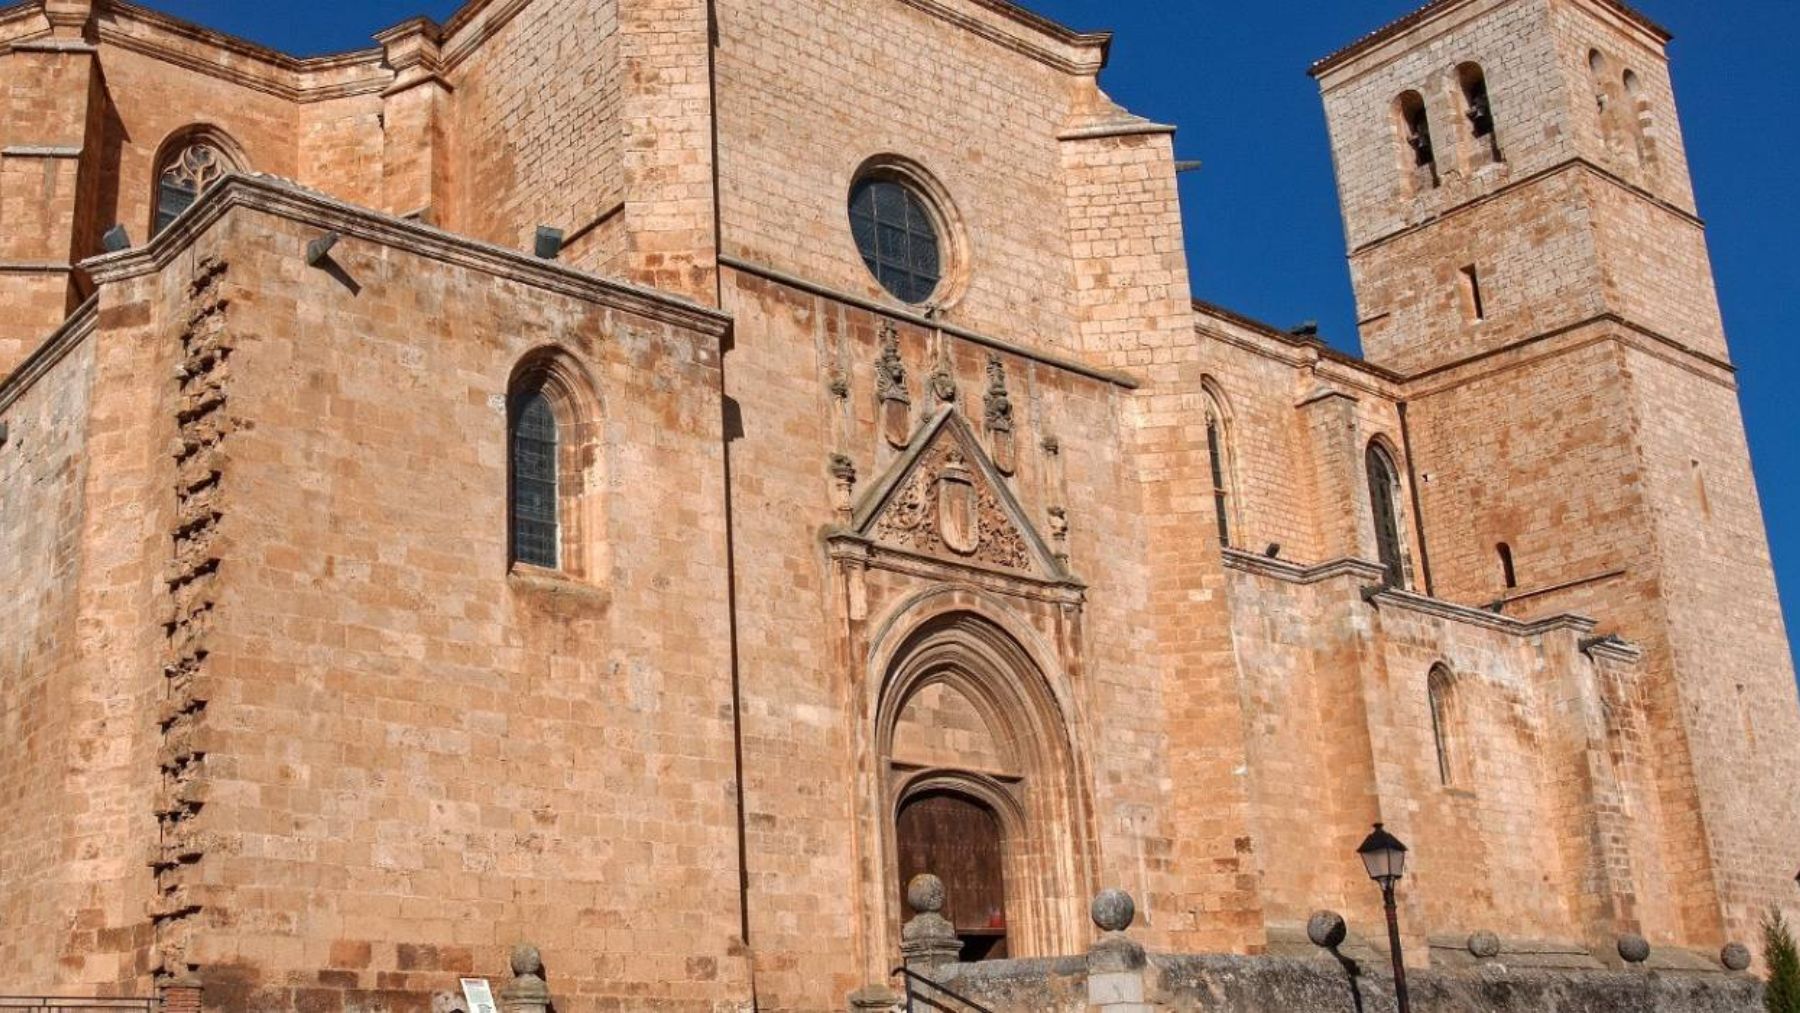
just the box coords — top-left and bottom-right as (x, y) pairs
(154, 0), (1799, 673)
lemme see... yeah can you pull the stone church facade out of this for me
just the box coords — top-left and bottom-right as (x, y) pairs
(0, 0), (1794, 1009)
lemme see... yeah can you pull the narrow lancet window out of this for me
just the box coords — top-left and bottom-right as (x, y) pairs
(510, 388), (561, 569)
(1367, 442), (1407, 589)
(1497, 542), (1518, 590)
(1428, 665), (1460, 786)
(1204, 391), (1234, 548)
(1460, 264), (1487, 321)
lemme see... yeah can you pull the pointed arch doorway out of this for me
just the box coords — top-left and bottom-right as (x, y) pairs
(870, 606), (1094, 966)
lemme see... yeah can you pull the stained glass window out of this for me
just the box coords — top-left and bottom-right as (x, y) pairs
(510, 389), (560, 569)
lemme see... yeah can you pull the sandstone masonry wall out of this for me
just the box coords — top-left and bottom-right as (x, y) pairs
(0, 327), (96, 985)
(715, 0), (1095, 347)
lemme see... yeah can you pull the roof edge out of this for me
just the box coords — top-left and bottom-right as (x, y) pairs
(0, 294), (97, 416)
(1309, 0), (1672, 79)
(967, 0), (1111, 51)
(103, 0), (383, 70)
(1191, 297), (1403, 382)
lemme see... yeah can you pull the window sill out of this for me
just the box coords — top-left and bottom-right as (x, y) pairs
(507, 563), (609, 604)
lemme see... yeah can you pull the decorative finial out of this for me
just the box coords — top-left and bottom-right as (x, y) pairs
(875, 323), (908, 405)
(1090, 889), (1135, 934)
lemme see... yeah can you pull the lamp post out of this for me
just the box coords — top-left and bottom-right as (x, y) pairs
(1358, 823), (1413, 1013)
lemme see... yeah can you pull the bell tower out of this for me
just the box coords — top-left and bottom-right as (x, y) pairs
(1315, 0), (1800, 955)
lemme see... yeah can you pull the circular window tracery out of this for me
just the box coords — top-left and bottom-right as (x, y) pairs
(849, 174), (944, 305)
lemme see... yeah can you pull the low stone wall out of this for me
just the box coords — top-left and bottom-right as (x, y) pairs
(929, 953), (1764, 1012)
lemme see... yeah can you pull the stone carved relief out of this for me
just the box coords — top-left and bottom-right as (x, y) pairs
(875, 323), (911, 449)
(982, 354), (1016, 475)
(927, 343), (957, 408)
(937, 450), (978, 555)
(1047, 506), (1069, 564)
(873, 441), (1032, 572)
(830, 454), (858, 520)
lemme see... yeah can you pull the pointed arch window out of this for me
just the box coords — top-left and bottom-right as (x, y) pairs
(1366, 441), (1407, 589)
(1202, 385), (1236, 548)
(1427, 664), (1463, 787)
(153, 130), (241, 236)
(506, 350), (602, 577)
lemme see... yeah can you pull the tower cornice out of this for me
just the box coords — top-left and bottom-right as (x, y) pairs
(1310, 0), (1670, 81)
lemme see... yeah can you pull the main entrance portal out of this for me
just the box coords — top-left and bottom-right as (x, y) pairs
(895, 790), (1009, 961)
(864, 604), (1094, 972)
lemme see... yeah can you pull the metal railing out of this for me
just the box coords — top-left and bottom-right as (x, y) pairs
(891, 967), (996, 1013)
(0, 999), (158, 1011)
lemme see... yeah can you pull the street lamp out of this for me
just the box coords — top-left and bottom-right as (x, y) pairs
(1358, 823), (1413, 1013)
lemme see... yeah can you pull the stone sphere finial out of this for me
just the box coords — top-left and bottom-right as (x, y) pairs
(906, 874), (946, 916)
(1617, 934), (1651, 965)
(1307, 911), (1348, 950)
(510, 943), (544, 979)
(1721, 942), (1752, 972)
(1467, 931), (1501, 960)
(1090, 889), (1136, 934)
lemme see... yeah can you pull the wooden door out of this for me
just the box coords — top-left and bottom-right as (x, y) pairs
(896, 791), (1008, 960)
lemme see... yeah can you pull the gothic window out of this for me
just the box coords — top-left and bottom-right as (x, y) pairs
(1427, 664), (1462, 787)
(153, 131), (240, 236)
(510, 388), (560, 569)
(1396, 91), (1439, 191)
(1366, 441), (1407, 589)
(1457, 63), (1502, 164)
(1497, 542), (1518, 590)
(506, 350), (602, 577)
(850, 176), (942, 305)
(1202, 385), (1236, 548)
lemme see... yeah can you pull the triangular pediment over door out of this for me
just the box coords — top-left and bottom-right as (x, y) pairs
(846, 406), (1072, 585)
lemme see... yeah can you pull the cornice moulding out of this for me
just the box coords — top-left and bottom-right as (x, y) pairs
(93, 2), (388, 102)
(719, 255), (1138, 391)
(81, 173), (732, 337)
(1056, 120), (1177, 142)
(1223, 550), (1608, 642)
(891, 0), (1109, 75)
(1311, 0), (1669, 83)
(0, 294), (96, 414)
